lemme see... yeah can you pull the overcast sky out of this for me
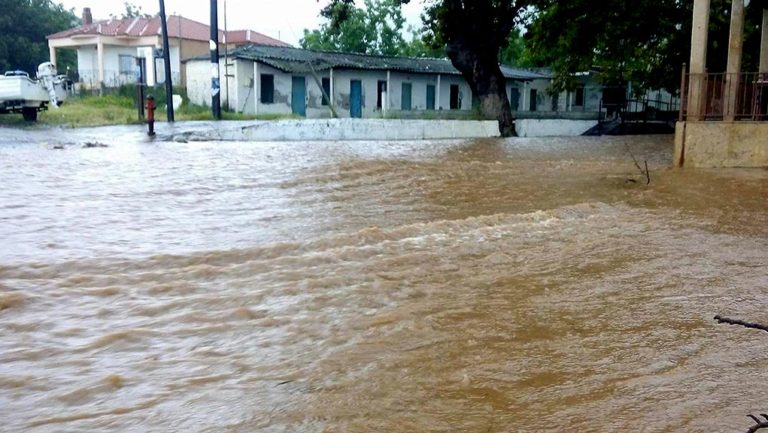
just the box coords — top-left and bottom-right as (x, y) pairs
(55, 0), (426, 46)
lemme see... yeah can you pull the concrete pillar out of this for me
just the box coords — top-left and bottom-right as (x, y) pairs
(49, 46), (57, 67)
(687, 0), (711, 121)
(253, 61), (259, 115)
(522, 81), (528, 112)
(386, 70), (391, 111)
(760, 9), (768, 73)
(436, 74), (441, 109)
(97, 41), (105, 88)
(329, 68), (334, 110)
(724, 0), (746, 121)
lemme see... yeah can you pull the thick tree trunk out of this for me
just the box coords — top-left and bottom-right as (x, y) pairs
(446, 40), (515, 136)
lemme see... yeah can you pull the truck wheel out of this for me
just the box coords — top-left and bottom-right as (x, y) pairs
(22, 108), (38, 122)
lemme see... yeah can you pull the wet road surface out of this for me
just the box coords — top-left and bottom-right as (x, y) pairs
(1, 127), (767, 432)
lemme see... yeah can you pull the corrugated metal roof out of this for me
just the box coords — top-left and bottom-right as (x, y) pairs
(199, 45), (550, 81)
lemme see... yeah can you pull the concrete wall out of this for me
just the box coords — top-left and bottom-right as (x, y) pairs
(186, 61), (212, 107)
(168, 119), (501, 142)
(179, 39), (209, 85)
(675, 121), (768, 168)
(516, 119), (598, 137)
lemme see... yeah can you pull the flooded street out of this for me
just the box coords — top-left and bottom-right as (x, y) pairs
(1, 128), (767, 432)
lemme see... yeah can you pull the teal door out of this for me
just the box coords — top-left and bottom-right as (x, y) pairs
(350, 80), (362, 118)
(426, 84), (435, 110)
(509, 88), (520, 111)
(292, 76), (306, 116)
(401, 82), (412, 110)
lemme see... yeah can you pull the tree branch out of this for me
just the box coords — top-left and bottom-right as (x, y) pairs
(746, 414), (768, 433)
(714, 316), (768, 334)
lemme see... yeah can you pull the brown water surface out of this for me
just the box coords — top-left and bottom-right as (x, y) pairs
(1, 131), (767, 432)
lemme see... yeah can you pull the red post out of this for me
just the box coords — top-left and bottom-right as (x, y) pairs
(145, 95), (156, 137)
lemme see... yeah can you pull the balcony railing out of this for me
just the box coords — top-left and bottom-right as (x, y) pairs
(680, 70), (768, 121)
(73, 69), (181, 89)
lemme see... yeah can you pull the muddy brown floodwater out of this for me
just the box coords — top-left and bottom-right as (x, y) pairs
(1, 129), (767, 433)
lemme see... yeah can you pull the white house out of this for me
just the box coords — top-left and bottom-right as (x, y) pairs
(185, 45), (553, 118)
(47, 8), (289, 89)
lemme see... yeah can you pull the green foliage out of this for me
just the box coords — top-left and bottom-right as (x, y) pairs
(301, 0), (440, 57)
(499, 28), (531, 67)
(0, 0), (79, 75)
(524, 0), (765, 93)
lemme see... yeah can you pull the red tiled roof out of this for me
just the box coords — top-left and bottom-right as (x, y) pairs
(47, 15), (291, 47)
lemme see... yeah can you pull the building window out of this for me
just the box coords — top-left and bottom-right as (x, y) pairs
(574, 87), (585, 107)
(119, 55), (134, 74)
(260, 74), (274, 104)
(401, 82), (412, 111)
(322, 77), (331, 106)
(529, 88), (538, 111)
(450, 84), (460, 109)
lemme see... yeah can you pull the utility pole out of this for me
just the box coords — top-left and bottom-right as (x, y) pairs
(223, 0), (230, 111)
(210, 0), (222, 119)
(158, 0), (174, 122)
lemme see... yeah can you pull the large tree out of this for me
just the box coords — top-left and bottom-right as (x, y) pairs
(319, 0), (526, 136)
(0, 0), (78, 75)
(524, 0), (766, 94)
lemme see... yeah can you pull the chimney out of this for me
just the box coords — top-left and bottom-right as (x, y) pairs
(82, 8), (93, 25)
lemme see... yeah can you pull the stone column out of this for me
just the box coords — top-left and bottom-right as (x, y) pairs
(49, 46), (57, 67)
(97, 41), (105, 89)
(724, 0), (746, 121)
(760, 10), (768, 73)
(687, 0), (711, 121)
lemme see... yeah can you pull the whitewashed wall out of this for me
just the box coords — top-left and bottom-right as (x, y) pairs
(188, 58), (529, 118)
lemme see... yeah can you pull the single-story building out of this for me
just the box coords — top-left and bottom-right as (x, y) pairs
(185, 45), (553, 118)
(47, 8), (289, 89)
(185, 45), (681, 123)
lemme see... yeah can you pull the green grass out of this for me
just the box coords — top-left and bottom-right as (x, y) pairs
(0, 94), (300, 128)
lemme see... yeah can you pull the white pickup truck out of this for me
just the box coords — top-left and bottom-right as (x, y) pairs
(0, 63), (70, 121)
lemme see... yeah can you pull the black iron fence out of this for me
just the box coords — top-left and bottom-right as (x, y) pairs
(681, 70), (768, 121)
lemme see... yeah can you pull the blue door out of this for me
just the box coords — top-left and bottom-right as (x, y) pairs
(292, 76), (306, 117)
(426, 85), (436, 110)
(401, 82), (412, 110)
(350, 80), (362, 118)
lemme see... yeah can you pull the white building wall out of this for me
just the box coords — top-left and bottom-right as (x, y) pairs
(76, 47), (98, 86)
(154, 46), (181, 85)
(187, 58), (557, 118)
(331, 69), (388, 117)
(388, 72), (438, 112)
(102, 46), (140, 87)
(186, 60), (212, 106)
(436, 74), (471, 111)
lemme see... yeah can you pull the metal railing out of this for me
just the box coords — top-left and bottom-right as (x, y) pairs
(680, 67), (768, 121)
